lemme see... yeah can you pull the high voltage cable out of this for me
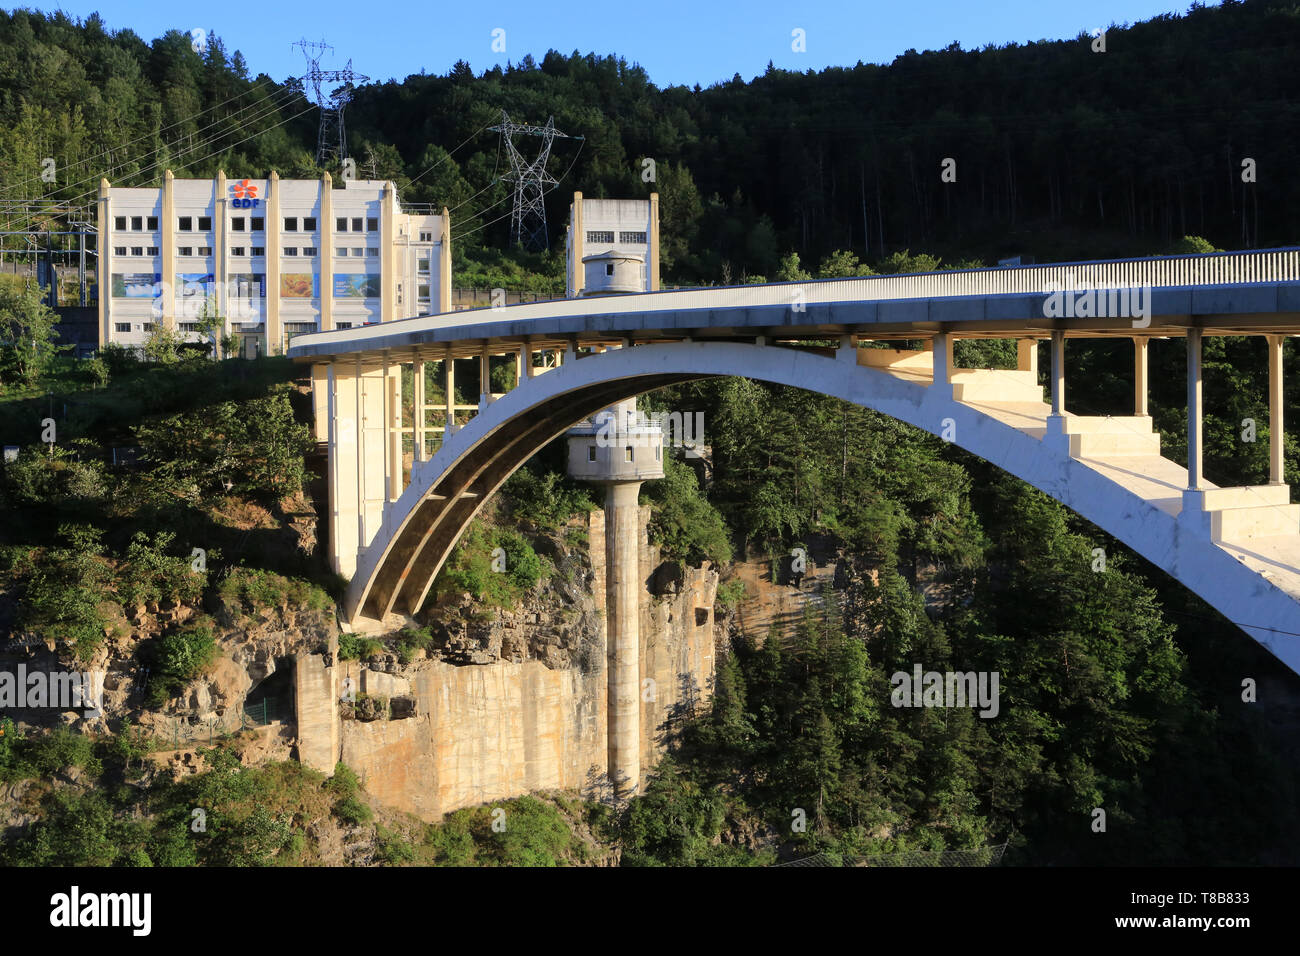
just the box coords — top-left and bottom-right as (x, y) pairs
(57, 91), (308, 207)
(10, 85), (302, 211)
(0, 80), (297, 198)
(404, 122), (494, 189)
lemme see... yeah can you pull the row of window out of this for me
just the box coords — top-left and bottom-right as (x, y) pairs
(115, 215), (384, 233)
(113, 321), (359, 334)
(586, 230), (648, 244)
(113, 246), (380, 258)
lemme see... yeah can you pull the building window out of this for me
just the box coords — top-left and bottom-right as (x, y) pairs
(179, 322), (200, 333)
(178, 246), (193, 256)
(351, 217), (363, 232)
(285, 322), (317, 334)
(114, 216), (127, 230)
(366, 217), (378, 231)
(303, 217), (317, 231)
(231, 216), (246, 231)
(336, 217), (348, 231)
(587, 230), (614, 243)
(587, 446), (597, 463)
(417, 283), (430, 301)
(624, 446), (634, 463)
(419, 230), (432, 241)
(251, 246), (265, 256)
(130, 246), (143, 256)
(336, 248), (348, 257)
(655, 445), (661, 460)
(198, 246), (213, 256)
(619, 231), (647, 243)
(142, 322), (155, 332)
(336, 322), (352, 329)
(251, 217), (264, 231)
(178, 216), (193, 231)
(284, 217), (297, 232)
(606, 263), (614, 276)
(232, 247), (246, 257)
(131, 216), (143, 231)
(417, 256), (430, 274)
(147, 216), (158, 230)
(366, 248), (378, 258)
(303, 246), (318, 257)
(113, 246), (127, 255)
(115, 323), (131, 333)
(146, 246), (159, 256)
(198, 216), (212, 231)
(283, 247), (298, 257)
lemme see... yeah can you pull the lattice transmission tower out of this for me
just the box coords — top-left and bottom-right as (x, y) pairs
(293, 39), (369, 171)
(488, 111), (581, 251)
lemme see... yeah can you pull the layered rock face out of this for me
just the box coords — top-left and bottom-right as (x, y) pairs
(326, 506), (719, 820)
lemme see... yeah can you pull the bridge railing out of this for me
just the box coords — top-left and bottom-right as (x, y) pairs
(289, 247), (1300, 352)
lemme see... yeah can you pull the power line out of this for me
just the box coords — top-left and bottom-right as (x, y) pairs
(0, 78), (293, 198)
(405, 122), (494, 190)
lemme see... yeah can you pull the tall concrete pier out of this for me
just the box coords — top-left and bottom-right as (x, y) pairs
(568, 397), (663, 798)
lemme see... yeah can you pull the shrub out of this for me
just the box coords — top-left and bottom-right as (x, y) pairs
(145, 626), (217, 706)
(337, 633), (384, 661)
(333, 795), (373, 826)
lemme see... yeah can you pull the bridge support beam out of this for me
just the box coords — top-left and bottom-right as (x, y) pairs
(1017, 338), (1038, 375)
(443, 351), (456, 437)
(1269, 334), (1284, 485)
(1187, 328), (1204, 494)
(1134, 337), (1149, 417)
(479, 345), (492, 408)
(1044, 330), (1068, 448)
(604, 480), (643, 801)
(413, 358), (425, 462)
(930, 332), (954, 396)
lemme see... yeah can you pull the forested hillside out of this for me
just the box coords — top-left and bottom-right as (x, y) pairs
(2, 2), (1300, 867)
(5, 1), (1300, 286)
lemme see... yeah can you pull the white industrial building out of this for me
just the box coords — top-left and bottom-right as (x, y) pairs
(97, 171), (451, 357)
(564, 192), (659, 297)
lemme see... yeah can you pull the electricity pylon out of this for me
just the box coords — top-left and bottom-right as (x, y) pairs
(488, 111), (581, 251)
(294, 39), (369, 171)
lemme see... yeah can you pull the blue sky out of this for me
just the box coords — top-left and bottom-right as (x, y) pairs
(33, 1), (1212, 87)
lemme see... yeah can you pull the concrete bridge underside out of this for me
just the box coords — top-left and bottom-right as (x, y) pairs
(339, 340), (1300, 677)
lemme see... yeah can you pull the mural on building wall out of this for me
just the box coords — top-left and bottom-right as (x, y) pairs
(280, 273), (319, 298)
(110, 273), (161, 298)
(333, 274), (381, 298)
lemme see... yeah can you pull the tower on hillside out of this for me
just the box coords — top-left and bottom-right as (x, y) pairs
(294, 38), (369, 172)
(489, 111), (582, 252)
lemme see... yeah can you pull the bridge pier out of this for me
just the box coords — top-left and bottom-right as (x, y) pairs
(604, 480), (643, 800)
(567, 398), (664, 800)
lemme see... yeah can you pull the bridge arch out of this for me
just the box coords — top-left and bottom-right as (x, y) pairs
(345, 341), (1300, 676)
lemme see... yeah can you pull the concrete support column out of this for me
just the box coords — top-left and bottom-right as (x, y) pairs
(930, 332), (954, 391)
(387, 361), (401, 501)
(1017, 338), (1038, 374)
(837, 333), (857, 364)
(604, 480), (642, 800)
(1050, 330), (1066, 417)
(519, 340), (535, 379)
(479, 345), (492, 407)
(1134, 337), (1149, 417)
(413, 358), (425, 462)
(444, 351), (455, 435)
(1268, 334), (1285, 485)
(1187, 328), (1204, 492)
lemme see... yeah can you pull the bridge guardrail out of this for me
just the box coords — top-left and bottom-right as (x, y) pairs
(289, 247), (1300, 353)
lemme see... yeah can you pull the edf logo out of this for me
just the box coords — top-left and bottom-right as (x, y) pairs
(231, 179), (260, 208)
